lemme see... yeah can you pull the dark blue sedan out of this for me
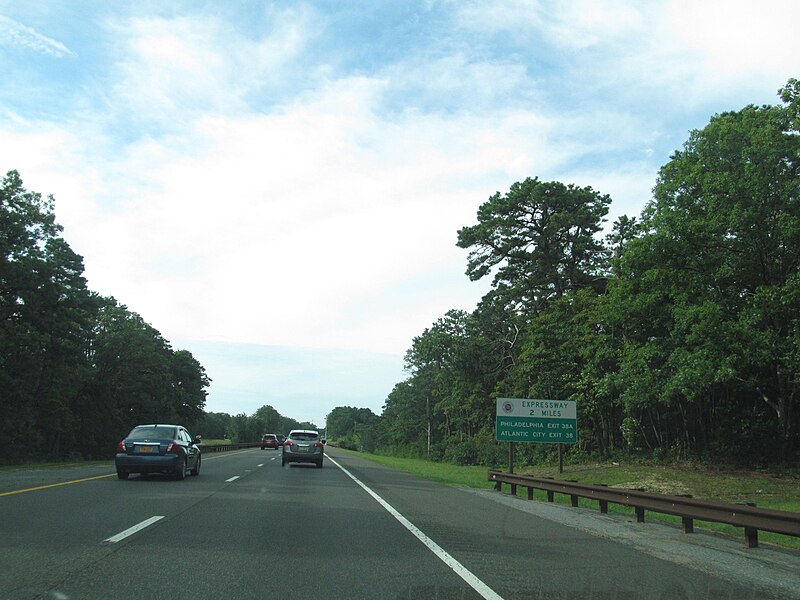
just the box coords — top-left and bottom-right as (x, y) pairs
(115, 424), (201, 480)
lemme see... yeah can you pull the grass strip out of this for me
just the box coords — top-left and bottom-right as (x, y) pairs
(0, 459), (114, 472)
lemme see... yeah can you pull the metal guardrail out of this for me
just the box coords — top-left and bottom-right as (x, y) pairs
(198, 442), (260, 453)
(488, 470), (800, 548)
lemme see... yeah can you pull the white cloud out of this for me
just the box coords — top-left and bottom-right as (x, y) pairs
(0, 12), (671, 358)
(68, 75), (540, 353)
(664, 0), (800, 82)
(454, 0), (799, 110)
(381, 52), (537, 110)
(105, 8), (320, 126)
(0, 15), (74, 57)
(455, 0), (643, 49)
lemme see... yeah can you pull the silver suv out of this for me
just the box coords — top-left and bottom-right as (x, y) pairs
(282, 429), (324, 468)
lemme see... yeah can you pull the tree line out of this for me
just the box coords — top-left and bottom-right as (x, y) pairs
(0, 170), (214, 462)
(194, 405), (318, 443)
(327, 79), (800, 467)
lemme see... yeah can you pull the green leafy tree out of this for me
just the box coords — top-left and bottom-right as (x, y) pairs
(381, 380), (432, 456)
(253, 404), (283, 435)
(457, 177), (611, 311)
(169, 349), (210, 426)
(80, 300), (210, 454)
(0, 170), (96, 459)
(326, 405), (380, 450)
(194, 412), (231, 439)
(780, 77), (800, 131)
(617, 97), (800, 458)
(227, 413), (253, 443)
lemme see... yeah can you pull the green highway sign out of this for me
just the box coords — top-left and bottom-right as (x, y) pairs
(495, 398), (577, 444)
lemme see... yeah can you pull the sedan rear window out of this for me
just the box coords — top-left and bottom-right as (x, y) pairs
(128, 426), (176, 440)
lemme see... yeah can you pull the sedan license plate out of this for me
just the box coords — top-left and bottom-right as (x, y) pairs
(139, 446), (156, 453)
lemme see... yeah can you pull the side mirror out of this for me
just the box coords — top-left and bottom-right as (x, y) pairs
(194, 435), (202, 445)
(321, 438), (327, 445)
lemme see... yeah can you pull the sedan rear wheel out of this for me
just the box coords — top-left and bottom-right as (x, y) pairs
(176, 458), (187, 480)
(117, 470), (129, 480)
(190, 455), (201, 476)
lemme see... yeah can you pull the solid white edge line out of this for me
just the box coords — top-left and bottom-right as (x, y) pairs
(105, 516), (164, 543)
(327, 456), (504, 600)
(226, 476), (240, 482)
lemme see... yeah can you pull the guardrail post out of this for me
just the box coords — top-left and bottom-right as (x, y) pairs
(744, 527), (758, 548)
(597, 484), (609, 513)
(527, 487), (534, 501)
(738, 502), (759, 548)
(494, 480), (502, 491)
(546, 490), (554, 503)
(565, 480), (579, 507)
(635, 507), (645, 523)
(510, 483), (517, 496)
(678, 495), (695, 533)
(682, 517), (694, 534)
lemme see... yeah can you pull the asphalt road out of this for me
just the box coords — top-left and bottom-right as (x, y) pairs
(1, 447), (797, 599)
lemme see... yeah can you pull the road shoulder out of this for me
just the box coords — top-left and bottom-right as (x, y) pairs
(463, 486), (800, 598)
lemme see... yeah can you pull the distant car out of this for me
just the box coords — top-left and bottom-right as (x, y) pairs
(261, 433), (279, 449)
(282, 429), (323, 468)
(115, 424), (201, 480)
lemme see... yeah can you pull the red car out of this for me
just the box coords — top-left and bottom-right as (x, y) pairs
(260, 434), (279, 449)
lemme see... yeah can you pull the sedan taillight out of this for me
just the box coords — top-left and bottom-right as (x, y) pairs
(116, 439), (125, 452)
(166, 442), (179, 453)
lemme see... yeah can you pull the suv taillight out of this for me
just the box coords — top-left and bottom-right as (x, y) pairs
(314, 442), (323, 448)
(284, 440), (293, 447)
(116, 439), (125, 452)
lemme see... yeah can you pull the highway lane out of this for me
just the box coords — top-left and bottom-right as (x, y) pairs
(1, 447), (795, 599)
(1, 448), (266, 598)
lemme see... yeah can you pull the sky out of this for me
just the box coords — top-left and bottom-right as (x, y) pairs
(1, 1), (799, 427)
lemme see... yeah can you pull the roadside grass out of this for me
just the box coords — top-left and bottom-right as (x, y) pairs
(0, 458), (114, 472)
(342, 450), (800, 551)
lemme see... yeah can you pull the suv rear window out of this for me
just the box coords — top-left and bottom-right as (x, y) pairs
(289, 432), (318, 441)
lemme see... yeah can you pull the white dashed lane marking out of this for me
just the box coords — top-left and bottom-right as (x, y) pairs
(105, 516), (164, 543)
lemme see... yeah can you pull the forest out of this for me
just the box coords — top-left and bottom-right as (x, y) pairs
(326, 80), (800, 468)
(0, 169), (212, 461)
